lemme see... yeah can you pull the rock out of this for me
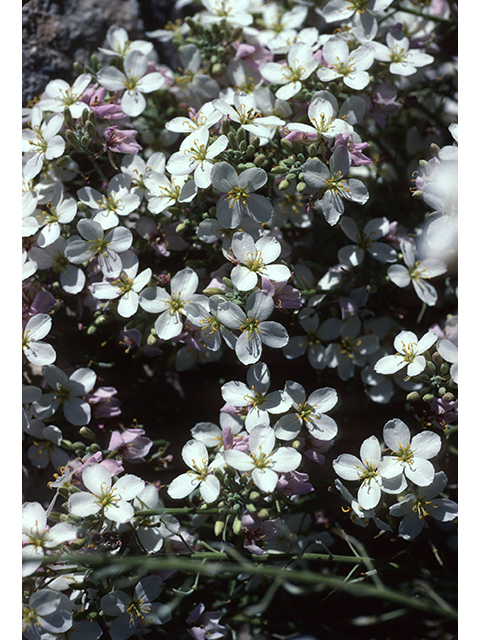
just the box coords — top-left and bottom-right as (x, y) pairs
(22, 0), (192, 106)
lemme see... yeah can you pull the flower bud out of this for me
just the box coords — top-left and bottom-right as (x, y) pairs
(79, 426), (96, 440)
(278, 179), (289, 190)
(55, 155), (71, 167)
(63, 106), (73, 128)
(246, 503), (257, 513)
(211, 62), (223, 75)
(281, 138), (294, 153)
(296, 181), (307, 193)
(214, 519), (226, 537)
(254, 154), (266, 166)
(406, 391), (421, 402)
(422, 393), (434, 402)
(232, 515), (243, 535)
(85, 121), (97, 138)
(440, 363), (450, 375)
(65, 129), (80, 148)
(249, 490), (260, 502)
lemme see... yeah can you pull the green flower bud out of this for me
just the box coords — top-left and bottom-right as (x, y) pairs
(79, 426), (96, 441)
(293, 139), (303, 156)
(406, 391), (421, 402)
(63, 106), (73, 129)
(86, 325), (97, 336)
(442, 392), (455, 403)
(55, 155), (71, 167)
(80, 135), (91, 148)
(440, 363), (450, 375)
(296, 181), (307, 193)
(278, 179), (289, 190)
(422, 393), (434, 402)
(232, 515), (243, 535)
(246, 503), (257, 513)
(65, 129), (80, 148)
(281, 139), (294, 153)
(85, 121), (97, 138)
(211, 62), (223, 75)
(147, 333), (157, 346)
(308, 143), (318, 157)
(249, 490), (260, 502)
(214, 519), (226, 537)
(426, 361), (436, 374)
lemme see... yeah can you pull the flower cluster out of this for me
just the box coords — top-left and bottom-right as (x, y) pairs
(22, 1), (457, 638)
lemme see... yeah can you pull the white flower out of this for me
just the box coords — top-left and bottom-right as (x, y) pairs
(184, 294), (237, 352)
(324, 315), (379, 381)
(77, 174), (140, 230)
(302, 145), (369, 225)
(374, 329), (438, 377)
(139, 266), (206, 340)
(337, 216), (397, 266)
(98, 24), (154, 58)
(64, 218), (133, 279)
(437, 338), (458, 384)
(166, 127), (229, 189)
(286, 91), (352, 140)
(283, 314), (342, 369)
(211, 162), (273, 228)
(168, 439), (223, 503)
(320, 0), (394, 24)
(22, 314), (56, 367)
(213, 92), (285, 140)
(334, 479), (392, 532)
(370, 31), (434, 76)
(165, 100), (223, 134)
(23, 589), (73, 639)
(317, 37), (374, 90)
(389, 471), (457, 540)
(68, 464), (145, 523)
(227, 231), (291, 291)
(101, 576), (171, 639)
(97, 50), (165, 117)
(380, 419), (441, 486)
(217, 290), (289, 365)
(199, 0), (254, 27)
(91, 251), (152, 318)
(144, 172), (197, 215)
(37, 73), (92, 118)
(223, 425), (301, 493)
(260, 44), (319, 100)
(221, 362), (292, 432)
(332, 435), (406, 510)
(33, 364), (97, 426)
(35, 190), (77, 248)
(387, 239), (447, 306)
(29, 237), (86, 295)
(24, 420), (69, 470)
(274, 381), (338, 442)
(22, 107), (65, 179)
(120, 151), (167, 199)
(22, 502), (77, 577)
(133, 484), (180, 553)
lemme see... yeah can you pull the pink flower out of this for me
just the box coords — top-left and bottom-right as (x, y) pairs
(108, 428), (153, 463)
(103, 126), (142, 154)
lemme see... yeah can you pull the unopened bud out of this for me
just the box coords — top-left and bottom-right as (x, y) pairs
(440, 362), (450, 375)
(296, 181), (307, 193)
(442, 392), (455, 403)
(55, 155), (71, 167)
(63, 106), (73, 128)
(249, 491), (260, 502)
(422, 393), (434, 402)
(406, 391), (421, 402)
(280, 138), (294, 153)
(308, 143), (318, 157)
(211, 62), (223, 75)
(232, 515), (243, 535)
(254, 153), (266, 166)
(85, 121), (97, 138)
(214, 519), (225, 537)
(65, 129), (80, 148)
(278, 179), (289, 190)
(426, 361), (436, 374)
(79, 426), (95, 440)
(147, 333), (157, 346)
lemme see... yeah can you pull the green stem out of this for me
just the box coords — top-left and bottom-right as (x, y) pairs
(50, 552), (457, 619)
(396, 4), (457, 24)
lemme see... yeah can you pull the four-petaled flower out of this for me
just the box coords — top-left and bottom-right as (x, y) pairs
(374, 329), (438, 378)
